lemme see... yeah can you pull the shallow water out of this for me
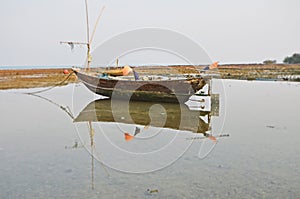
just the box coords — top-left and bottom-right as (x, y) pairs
(0, 80), (299, 199)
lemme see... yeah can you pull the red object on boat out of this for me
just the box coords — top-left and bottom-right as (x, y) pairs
(63, 69), (69, 74)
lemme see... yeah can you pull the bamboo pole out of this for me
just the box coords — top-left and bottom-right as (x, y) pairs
(84, 0), (91, 71)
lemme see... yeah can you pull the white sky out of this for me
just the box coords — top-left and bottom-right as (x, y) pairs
(0, 0), (299, 66)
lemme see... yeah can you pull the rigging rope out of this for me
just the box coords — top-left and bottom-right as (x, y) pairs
(23, 71), (75, 95)
(26, 93), (74, 120)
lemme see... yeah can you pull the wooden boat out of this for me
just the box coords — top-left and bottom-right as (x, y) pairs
(62, 1), (209, 103)
(73, 67), (207, 103)
(74, 99), (214, 134)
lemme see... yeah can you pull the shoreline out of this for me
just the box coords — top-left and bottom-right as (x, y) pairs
(0, 68), (77, 90)
(1, 64), (300, 90)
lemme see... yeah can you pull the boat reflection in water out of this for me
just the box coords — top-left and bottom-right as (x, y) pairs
(74, 95), (220, 137)
(73, 94), (224, 188)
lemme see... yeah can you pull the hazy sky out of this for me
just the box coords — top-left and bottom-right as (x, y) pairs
(0, 0), (299, 66)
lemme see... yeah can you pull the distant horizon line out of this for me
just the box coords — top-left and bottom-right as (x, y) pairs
(0, 62), (291, 69)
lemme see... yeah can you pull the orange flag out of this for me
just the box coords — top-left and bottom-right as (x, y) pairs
(122, 65), (133, 76)
(209, 62), (219, 70)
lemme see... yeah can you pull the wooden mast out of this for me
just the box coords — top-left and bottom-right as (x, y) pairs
(84, 0), (91, 71)
(60, 1), (104, 71)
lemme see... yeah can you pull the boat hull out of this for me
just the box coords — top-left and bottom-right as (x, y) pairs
(73, 69), (206, 103)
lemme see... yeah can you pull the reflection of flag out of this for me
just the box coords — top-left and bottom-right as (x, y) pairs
(122, 65), (133, 76)
(134, 127), (141, 136)
(208, 136), (217, 143)
(133, 70), (139, 80)
(67, 42), (74, 51)
(124, 133), (134, 141)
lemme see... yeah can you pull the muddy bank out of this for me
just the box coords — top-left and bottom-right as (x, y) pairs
(215, 64), (300, 81)
(134, 64), (300, 81)
(0, 68), (77, 90)
(0, 64), (300, 90)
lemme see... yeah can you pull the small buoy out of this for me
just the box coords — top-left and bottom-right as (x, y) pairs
(63, 69), (69, 74)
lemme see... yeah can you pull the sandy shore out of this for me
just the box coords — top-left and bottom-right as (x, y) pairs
(1, 64), (300, 90)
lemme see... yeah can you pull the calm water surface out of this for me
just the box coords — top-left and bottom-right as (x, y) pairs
(0, 80), (299, 199)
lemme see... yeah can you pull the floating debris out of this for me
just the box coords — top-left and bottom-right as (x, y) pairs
(65, 140), (83, 149)
(266, 125), (287, 131)
(186, 134), (229, 141)
(266, 125), (275, 129)
(145, 189), (159, 195)
(73, 140), (78, 148)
